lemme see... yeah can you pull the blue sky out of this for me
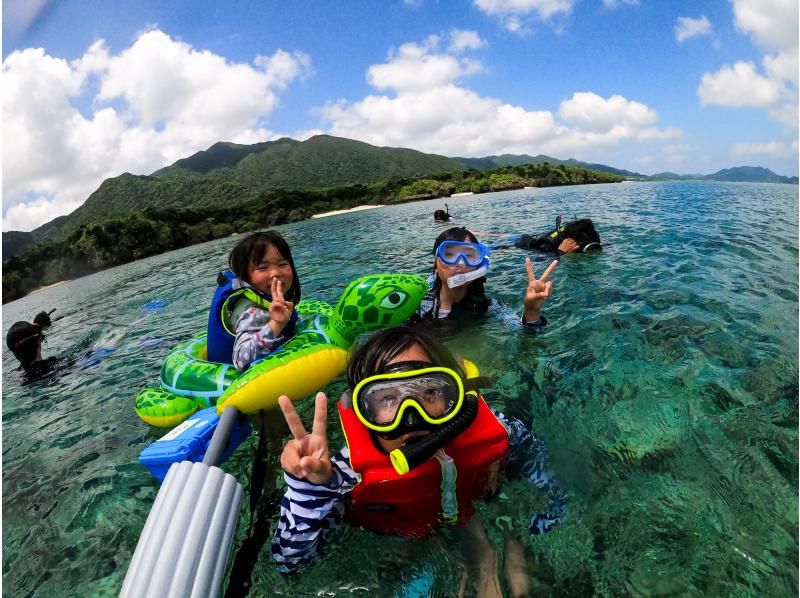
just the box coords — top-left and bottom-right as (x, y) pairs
(3, 0), (798, 231)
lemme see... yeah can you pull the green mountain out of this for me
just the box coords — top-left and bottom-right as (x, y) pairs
(453, 154), (799, 184)
(650, 172), (703, 180)
(154, 134), (462, 188)
(2, 231), (36, 258)
(9, 135), (465, 247)
(3, 161), (623, 302)
(7, 136), (797, 264)
(227, 135), (463, 189)
(705, 166), (798, 184)
(154, 139), (291, 175)
(452, 153), (643, 178)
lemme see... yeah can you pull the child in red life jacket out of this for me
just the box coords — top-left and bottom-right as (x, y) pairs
(206, 231), (301, 370)
(271, 325), (567, 575)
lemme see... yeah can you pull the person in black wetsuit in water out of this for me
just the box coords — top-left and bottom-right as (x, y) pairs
(433, 203), (452, 222)
(514, 217), (602, 255)
(5, 306), (147, 382)
(5, 310), (59, 379)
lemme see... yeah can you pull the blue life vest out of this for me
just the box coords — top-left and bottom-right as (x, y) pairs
(206, 271), (298, 364)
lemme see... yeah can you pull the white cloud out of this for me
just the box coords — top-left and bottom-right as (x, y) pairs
(2, 196), (84, 232)
(764, 50), (799, 85)
(698, 61), (783, 107)
(505, 16), (524, 32)
(448, 29), (487, 54)
(559, 92), (657, 131)
(602, 0), (639, 9)
(319, 40), (679, 160)
(473, 0), (574, 31)
(767, 101), (799, 129)
(731, 141), (794, 157)
(2, 29), (311, 231)
(675, 16), (712, 42)
(255, 49), (313, 89)
(697, 0), (797, 132)
(732, 0), (798, 52)
(367, 39), (482, 93)
(474, 0), (573, 18)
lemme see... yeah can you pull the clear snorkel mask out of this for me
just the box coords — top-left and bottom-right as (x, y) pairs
(435, 241), (491, 288)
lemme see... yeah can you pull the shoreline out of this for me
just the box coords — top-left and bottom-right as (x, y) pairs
(29, 280), (69, 295)
(311, 204), (384, 219)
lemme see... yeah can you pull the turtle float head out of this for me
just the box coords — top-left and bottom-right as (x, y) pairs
(332, 274), (428, 345)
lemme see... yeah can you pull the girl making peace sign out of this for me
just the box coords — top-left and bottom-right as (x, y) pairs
(411, 227), (558, 329)
(272, 325), (568, 583)
(206, 231), (301, 371)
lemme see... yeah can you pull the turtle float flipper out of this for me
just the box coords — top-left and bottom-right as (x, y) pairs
(135, 387), (204, 427)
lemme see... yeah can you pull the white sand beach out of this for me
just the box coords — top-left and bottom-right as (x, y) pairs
(29, 280), (69, 295)
(311, 204), (384, 218)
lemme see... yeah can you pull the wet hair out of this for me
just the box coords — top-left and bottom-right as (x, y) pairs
(6, 321), (43, 369)
(33, 310), (54, 328)
(423, 227), (489, 318)
(228, 231), (301, 302)
(561, 219), (601, 248)
(433, 209), (450, 222)
(347, 325), (464, 386)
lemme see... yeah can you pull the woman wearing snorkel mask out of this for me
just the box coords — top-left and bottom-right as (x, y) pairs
(412, 227), (557, 328)
(272, 325), (567, 583)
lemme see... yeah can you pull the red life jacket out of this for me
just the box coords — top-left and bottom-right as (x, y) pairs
(338, 396), (509, 537)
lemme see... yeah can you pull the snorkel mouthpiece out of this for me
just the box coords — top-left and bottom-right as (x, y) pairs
(389, 394), (479, 475)
(446, 263), (489, 288)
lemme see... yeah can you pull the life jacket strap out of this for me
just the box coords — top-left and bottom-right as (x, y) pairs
(220, 288), (272, 336)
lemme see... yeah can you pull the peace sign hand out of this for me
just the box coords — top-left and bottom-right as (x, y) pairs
(523, 257), (557, 321)
(278, 393), (333, 485)
(269, 278), (295, 334)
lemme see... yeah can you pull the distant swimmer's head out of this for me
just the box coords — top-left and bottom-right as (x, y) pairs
(433, 209), (450, 222)
(6, 321), (44, 369)
(561, 218), (602, 252)
(33, 309), (56, 328)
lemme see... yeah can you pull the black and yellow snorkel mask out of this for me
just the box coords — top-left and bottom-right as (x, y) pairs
(352, 359), (486, 474)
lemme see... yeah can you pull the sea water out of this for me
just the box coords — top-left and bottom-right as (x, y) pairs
(3, 181), (797, 596)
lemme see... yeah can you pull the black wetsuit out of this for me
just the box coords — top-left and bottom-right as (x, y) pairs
(514, 232), (560, 253)
(17, 357), (62, 382)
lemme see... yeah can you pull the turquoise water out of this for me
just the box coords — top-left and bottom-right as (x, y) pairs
(3, 181), (798, 596)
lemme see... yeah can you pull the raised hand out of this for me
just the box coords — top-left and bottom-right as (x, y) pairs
(557, 238), (580, 253)
(523, 257), (557, 321)
(278, 393), (333, 485)
(269, 278), (295, 335)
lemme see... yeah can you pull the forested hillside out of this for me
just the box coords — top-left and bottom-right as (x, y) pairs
(3, 162), (622, 302)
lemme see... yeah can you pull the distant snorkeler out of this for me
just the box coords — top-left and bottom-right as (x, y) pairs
(498, 216), (602, 254)
(5, 310), (59, 379)
(5, 307), (155, 382)
(433, 203), (452, 222)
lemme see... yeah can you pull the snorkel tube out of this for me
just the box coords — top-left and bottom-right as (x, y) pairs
(389, 394), (479, 475)
(446, 261), (489, 289)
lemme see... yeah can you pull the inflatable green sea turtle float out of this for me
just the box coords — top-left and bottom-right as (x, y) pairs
(135, 273), (428, 427)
